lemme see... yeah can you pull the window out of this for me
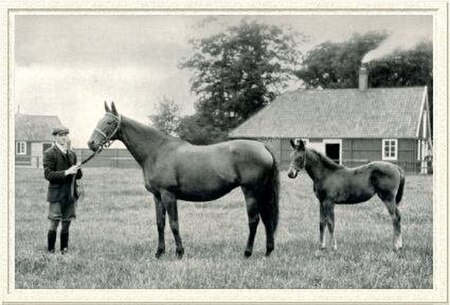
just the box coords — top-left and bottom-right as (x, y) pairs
(382, 139), (397, 160)
(16, 141), (27, 155)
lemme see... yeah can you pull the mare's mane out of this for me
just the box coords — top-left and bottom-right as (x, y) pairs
(122, 115), (184, 144)
(308, 148), (344, 170)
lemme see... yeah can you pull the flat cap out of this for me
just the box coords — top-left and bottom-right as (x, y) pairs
(52, 127), (69, 136)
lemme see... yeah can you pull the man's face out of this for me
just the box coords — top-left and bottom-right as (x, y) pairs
(55, 133), (69, 147)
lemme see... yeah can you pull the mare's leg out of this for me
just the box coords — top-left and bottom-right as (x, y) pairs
(382, 198), (402, 251)
(319, 202), (326, 249)
(154, 194), (166, 258)
(161, 190), (184, 259)
(242, 188), (260, 258)
(323, 199), (337, 250)
(259, 204), (275, 257)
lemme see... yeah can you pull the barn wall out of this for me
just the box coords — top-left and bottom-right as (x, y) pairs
(31, 143), (42, 167)
(264, 137), (421, 173)
(344, 138), (419, 172)
(397, 139), (419, 172)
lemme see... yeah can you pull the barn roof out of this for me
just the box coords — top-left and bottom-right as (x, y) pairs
(15, 114), (64, 141)
(229, 87), (427, 139)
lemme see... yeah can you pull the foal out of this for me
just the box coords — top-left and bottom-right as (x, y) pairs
(287, 139), (405, 251)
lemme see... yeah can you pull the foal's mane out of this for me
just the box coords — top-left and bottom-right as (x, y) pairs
(308, 148), (343, 170)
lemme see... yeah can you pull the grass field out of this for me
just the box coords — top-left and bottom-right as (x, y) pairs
(15, 167), (432, 289)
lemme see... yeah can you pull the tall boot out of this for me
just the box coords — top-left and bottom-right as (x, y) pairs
(47, 230), (56, 253)
(60, 232), (69, 254)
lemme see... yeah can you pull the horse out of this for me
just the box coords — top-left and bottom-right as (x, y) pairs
(287, 139), (405, 251)
(87, 102), (279, 259)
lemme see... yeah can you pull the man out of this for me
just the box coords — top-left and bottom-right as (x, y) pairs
(43, 126), (82, 254)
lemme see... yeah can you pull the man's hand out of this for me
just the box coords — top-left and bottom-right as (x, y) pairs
(65, 164), (80, 176)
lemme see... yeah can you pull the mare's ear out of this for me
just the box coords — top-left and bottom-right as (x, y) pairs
(104, 101), (111, 112)
(111, 102), (118, 115)
(290, 139), (297, 150)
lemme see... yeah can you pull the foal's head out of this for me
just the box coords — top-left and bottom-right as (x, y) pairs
(287, 139), (306, 179)
(87, 102), (122, 152)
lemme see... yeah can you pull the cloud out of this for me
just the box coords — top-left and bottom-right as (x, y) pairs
(14, 64), (195, 148)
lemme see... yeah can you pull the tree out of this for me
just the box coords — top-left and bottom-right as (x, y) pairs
(295, 31), (388, 88)
(148, 96), (180, 136)
(295, 34), (433, 131)
(368, 41), (433, 132)
(367, 41), (432, 86)
(180, 20), (304, 142)
(176, 114), (227, 145)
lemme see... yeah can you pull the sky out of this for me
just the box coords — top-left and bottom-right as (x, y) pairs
(14, 14), (432, 148)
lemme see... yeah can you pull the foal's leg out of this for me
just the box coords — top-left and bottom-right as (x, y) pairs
(323, 199), (337, 250)
(242, 188), (260, 258)
(154, 194), (166, 258)
(319, 201), (327, 249)
(382, 198), (402, 251)
(161, 191), (184, 259)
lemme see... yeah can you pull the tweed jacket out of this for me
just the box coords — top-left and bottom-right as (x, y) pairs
(43, 145), (83, 203)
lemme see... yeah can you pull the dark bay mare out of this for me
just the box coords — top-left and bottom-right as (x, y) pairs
(87, 102), (279, 258)
(287, 139), (405, 251)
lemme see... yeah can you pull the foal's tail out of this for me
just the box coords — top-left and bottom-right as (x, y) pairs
(396, 166), (406, 205)
(262, 146), (280, 233)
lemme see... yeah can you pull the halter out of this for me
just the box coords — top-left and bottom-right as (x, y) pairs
(290, 152), (307, 172)
(70, 112), (121, 203)
(93, 113), (122, 150)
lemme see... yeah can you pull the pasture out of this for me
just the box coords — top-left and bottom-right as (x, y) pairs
(15, 167), (432, 289)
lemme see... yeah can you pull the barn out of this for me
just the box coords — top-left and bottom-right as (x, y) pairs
(15, 114), (64, 167)
(229, 68), (432, 174)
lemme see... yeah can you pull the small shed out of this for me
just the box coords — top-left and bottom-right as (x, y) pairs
(15, 114), (64, 167)
(229, 69), (432, 173)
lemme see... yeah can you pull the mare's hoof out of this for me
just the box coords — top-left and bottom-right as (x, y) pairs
(176, 248), (184, 259)
(155, 249), (165, 259)
(244, 250), (252, 258)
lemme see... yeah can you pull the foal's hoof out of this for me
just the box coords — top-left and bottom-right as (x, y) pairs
(265, 247), (274, 257)
(244, 250), (252, 258)
(155, 249), (165, 259)
(393, 246), (402, 252)
(176, 248), (184, 259)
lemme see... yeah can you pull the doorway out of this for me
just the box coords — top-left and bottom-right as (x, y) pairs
(324, 141), (341, 164)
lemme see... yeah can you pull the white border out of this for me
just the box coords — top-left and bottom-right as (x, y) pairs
(1, 0), (448, 304)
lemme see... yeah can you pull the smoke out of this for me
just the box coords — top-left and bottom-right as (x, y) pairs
(362, 29), (430, 64)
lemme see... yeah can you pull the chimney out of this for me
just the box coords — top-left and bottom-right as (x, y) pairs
(358, 66), (368, 91)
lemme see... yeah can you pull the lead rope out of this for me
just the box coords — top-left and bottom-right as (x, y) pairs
(70, 113), (121, 202)
(69, 147), (104, 203)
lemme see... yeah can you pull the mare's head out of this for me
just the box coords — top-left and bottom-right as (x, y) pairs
(87, 102), (122, 152)
(287, 139), (306, 179)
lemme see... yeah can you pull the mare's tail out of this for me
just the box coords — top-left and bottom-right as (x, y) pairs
(396, 167), (405, 205)
(261, 146), (280, 233)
